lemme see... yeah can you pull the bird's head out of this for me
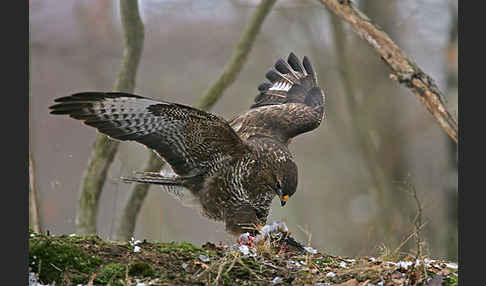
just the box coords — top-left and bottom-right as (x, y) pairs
(273, 162), (298, 207)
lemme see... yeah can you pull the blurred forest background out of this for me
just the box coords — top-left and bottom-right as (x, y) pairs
(29, 0), (458, 260)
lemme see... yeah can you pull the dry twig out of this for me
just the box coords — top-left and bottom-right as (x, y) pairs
(392, 177), (428, 259)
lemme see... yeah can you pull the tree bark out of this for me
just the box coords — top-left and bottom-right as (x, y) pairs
(76, 0), (145, 235)
(113, 0), (277, 241)
(318, 0), (458, 144)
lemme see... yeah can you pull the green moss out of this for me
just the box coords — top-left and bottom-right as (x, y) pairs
(158, 241), (206, 253)
(222, 273), (234, 285)
(315, 256), (336, 265)
(94, 263), (126, 285)
(444, 274), (459, 286)
(29, 238), (102, 284)
(293, 257), (307, 262)
(128, 262), (155, 277)
(67, 234), (104, 245)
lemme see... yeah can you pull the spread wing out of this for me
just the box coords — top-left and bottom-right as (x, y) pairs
(50, 92), (250, 177)
(231, 53), (325, 143)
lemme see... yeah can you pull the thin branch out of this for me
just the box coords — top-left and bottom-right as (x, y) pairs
(392, 221), (428, 258)
(410, 184), (424, 259)
(230, 0), (320, 10)
(113, 0), (277, 241)
(318, 0), (458, 143)
(29, 149), (41, 233)
(196, 0), (277, 110)
(29, 29), (41, 233)
(76, 0), (145, 235)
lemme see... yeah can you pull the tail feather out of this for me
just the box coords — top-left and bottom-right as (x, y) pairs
(121, 172), (185, 186)
(122, 172), (198, 202)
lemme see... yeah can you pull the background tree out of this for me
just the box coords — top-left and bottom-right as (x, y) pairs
(74, 0), (144, 235)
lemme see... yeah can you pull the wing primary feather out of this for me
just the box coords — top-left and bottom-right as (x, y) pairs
(257, 81), (272, 91)
(287, 52), (305, 73)
(265, 69), (284, 83)
(274, 58), (291, 74)
(275, 58), (300, 81)
(302, 56), (317, 85)
(251, 53), (324, 109)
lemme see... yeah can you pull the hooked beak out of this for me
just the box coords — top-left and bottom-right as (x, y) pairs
(274, 186), (289, 207)
(280, 194), (289, 207)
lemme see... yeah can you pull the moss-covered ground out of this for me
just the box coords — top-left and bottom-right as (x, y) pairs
(29, 230), (458, 285)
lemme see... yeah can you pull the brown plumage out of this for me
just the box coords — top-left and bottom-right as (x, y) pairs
(49, 53), (325, 235)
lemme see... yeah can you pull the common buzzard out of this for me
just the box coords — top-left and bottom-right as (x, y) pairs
(50, 53), (325, 235)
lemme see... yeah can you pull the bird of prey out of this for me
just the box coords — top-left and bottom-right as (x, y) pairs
(50, 53), (325, 235)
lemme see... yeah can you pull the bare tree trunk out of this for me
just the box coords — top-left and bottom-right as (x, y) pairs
(76, 0), (145, 235)
(318, 0), (458, 144)
(113, 0), (278, 241)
